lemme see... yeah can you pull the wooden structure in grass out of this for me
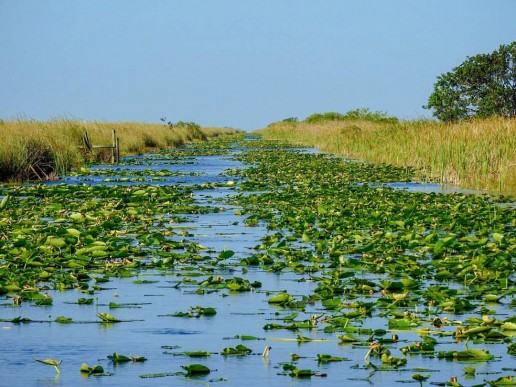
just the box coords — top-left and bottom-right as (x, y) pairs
(83, 129), (120, 163)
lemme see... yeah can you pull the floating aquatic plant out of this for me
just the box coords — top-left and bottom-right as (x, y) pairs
(34, 358), (62, 374)
(163, 306), (216, 318)
(97, 312), (121, 322)
(181, 364), (211, 375)
(2, 134), (515, 385)
(108, 353), (147, 363)
(80, 363), (105, 376)
(221, 344), (252, 356)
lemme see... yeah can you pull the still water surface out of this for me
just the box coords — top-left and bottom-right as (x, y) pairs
(1, 144), (513, 386)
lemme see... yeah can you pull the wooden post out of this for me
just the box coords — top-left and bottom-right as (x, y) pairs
(84, 131), (92, 151)
(111, 129), (116, 164)
(116, 137), (120, 163)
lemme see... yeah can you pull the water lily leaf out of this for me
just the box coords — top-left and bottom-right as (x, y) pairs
(80, 363), (104, 375)
(0, 194), (10, 210)
(202, 307), (216, 316)
(492, 233), (505, 243)
(412, 373), (430, 382)
(322, 298), (343, 310)
(34, 358), (62, 366)
(484, 375), (515, 386)
(433, 240), (445, 254)
(35, 358), (61, 374)
(268, 292), (293, 304)
(108, 353), (132, 363)
(218, 250), (234, 259)
(317, 353), (347, 363)
(337, 334), (361, 343)
(388, 318), (419, 329)
(296, 335), (313, 342)
(97, 312), (121, 322)
(222, 345), (252, 355)
(438, 348), (494, 360)
(290, 368), (315, 377)
(484, 294), (504, 302)
(70, 213), (85, 223)
(184, 351), (211, 357)
(464, 348), (494, 359)
(55, 316), (73, 323)
(464, 366), (476, 375)
(66, 228), (81, 237)
(316, 205), (327, 214)
(501, 322), (516, 331)
(182, 364), (210, 375)
(45, 237), (66, 248)
(458, 326), (491, 337)
(239, 335), (264, 340)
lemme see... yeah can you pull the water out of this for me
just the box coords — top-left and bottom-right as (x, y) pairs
(1, 144), (514, 386)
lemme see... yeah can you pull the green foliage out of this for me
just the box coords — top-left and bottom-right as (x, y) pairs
(305, 111), (344, 123)
(425, 42), (516, 121)
(305, 108), (398, 124)
(281, 117), (299, 123)
(160, 118), (207, 141)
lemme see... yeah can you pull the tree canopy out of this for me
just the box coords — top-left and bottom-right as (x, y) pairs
(424, 42), (516, 121)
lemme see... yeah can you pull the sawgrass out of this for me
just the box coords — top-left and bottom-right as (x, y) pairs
(259, 117), (516, 197)
(0, 119), (239, 182)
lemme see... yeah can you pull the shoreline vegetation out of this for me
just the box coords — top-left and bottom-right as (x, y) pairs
(258, 116), (516, 198)
(0, 119), (240, 182)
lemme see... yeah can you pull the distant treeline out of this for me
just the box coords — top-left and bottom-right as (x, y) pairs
(278, 108), (399, 125)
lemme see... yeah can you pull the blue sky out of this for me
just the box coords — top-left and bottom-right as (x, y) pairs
(1, 1), (515, 130)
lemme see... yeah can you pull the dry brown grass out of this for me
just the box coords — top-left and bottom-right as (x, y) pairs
(0, 119), (240, 182)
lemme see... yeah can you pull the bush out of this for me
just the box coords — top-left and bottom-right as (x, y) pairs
(161, 118), (207, 141)
(305, 108), (398, 124)
(305, 112), (344, 123)
(281, 117), (299, 123)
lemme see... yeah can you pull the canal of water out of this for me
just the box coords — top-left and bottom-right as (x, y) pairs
(1, 140), (514, 386)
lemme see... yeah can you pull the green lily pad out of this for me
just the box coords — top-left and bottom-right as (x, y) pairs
(182, 363), (210, 375)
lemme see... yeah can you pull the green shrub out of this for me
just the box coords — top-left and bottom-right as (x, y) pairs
(305, 108), (398, 124)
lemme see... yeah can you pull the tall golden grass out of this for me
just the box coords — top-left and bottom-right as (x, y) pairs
(259, 117), (516, 197)
(0, 119), (240, 182)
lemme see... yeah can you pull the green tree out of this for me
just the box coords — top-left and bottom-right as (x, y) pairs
(424, 42), (516, 121)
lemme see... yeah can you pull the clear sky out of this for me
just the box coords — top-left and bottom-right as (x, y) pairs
(1, 1), (515, 131)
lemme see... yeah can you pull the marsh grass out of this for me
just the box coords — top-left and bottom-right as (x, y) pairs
(0, 119), (239, 182)
(259, 117), (516, 196)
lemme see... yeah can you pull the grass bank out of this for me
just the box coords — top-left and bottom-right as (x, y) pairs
(259, 117), (516, 197)
(0, 119), (240, 182)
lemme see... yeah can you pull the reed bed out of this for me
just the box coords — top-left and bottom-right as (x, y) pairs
(259, 117), (516, 197)
(0, 119), (239, 182)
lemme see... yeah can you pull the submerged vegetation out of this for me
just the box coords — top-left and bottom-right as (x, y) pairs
(0, 119), (240, 182)
(0, 134), (515, 385)
(260, 115), (516, 196)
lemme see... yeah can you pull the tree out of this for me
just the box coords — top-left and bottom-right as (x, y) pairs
(424, 42), (516, 121)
